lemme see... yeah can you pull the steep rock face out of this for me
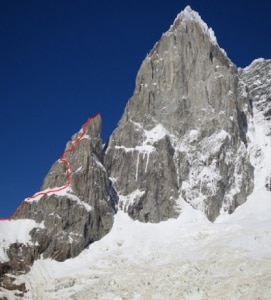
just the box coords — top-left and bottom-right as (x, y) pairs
(104, 6), (254, 222)
(13, 114), (116, 262)
(240, 59), (271, 191)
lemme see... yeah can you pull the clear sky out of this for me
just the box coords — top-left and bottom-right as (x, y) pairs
(1, 0), (271, 218)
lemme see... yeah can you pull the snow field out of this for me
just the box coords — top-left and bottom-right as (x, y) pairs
(16, 191), (271, 300)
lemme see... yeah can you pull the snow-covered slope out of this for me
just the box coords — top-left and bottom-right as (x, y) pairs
(7, 190), (270, 300)
(0, 220), (43, 263)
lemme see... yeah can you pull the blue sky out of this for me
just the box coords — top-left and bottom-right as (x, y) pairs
(1, 0), (271, 218)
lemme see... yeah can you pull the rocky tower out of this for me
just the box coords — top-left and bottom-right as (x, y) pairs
(0, 115), (118, 290)
(104, 6), (254, 222)
(13, 114), (116, 262)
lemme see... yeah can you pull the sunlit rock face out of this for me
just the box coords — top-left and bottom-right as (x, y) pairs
(104, 6), (254, 222)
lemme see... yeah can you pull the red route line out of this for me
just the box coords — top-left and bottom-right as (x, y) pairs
(0, 114), (100, 222)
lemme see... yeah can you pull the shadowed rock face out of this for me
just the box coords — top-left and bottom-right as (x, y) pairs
(104, 7), (254, 222)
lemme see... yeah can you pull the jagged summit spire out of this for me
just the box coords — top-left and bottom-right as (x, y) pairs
(169, 5), (218, 46)
(173, 5), (205, 26)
